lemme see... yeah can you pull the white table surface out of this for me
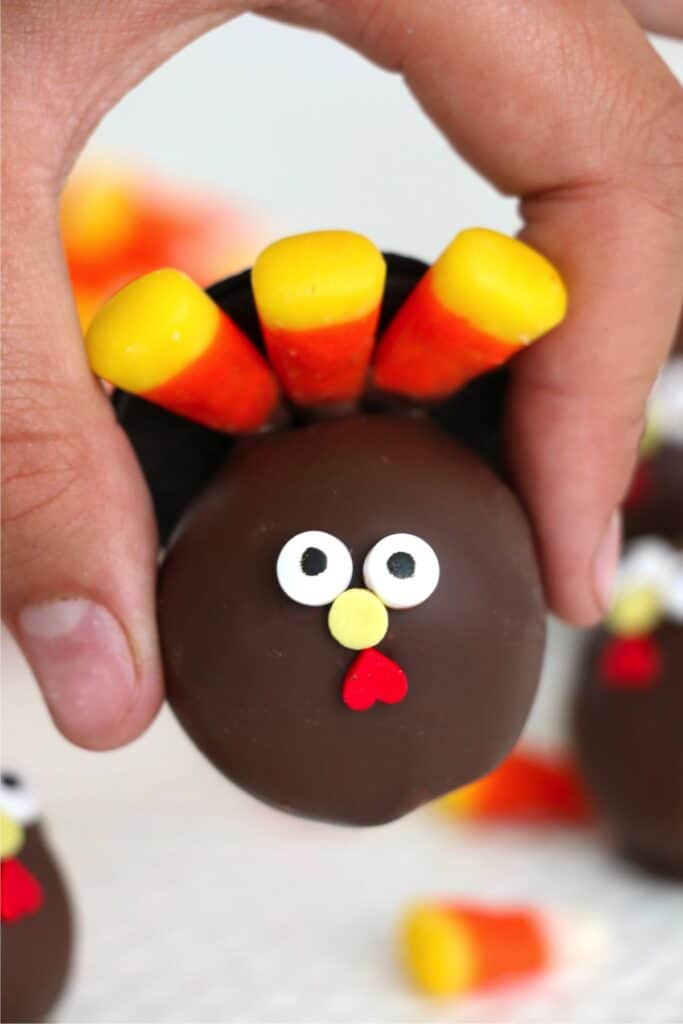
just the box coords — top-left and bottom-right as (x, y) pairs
(3, 621), (683, 1024)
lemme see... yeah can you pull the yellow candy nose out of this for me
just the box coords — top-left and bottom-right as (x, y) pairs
(608, 585), (663, 636)
(328, 588), (388, 650)
(0, 811), (24, 859)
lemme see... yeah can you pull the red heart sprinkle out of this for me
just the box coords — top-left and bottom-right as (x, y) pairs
(599, 635), (662, 689)
(342, 649), (408, 711)
(0, 858), (44, 923)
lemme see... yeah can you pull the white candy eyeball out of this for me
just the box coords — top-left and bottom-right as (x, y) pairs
(363, 533), (439, 609)
(664, 557), (683, 623)
(276, 531), (353, 607)
(618, 538), (678, 595)
(0, 771), (39, 825)
(649, 357), (683, 445)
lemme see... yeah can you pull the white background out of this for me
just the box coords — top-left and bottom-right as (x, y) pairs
(3, 15), (683, 1023)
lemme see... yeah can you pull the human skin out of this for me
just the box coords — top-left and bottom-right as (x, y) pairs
(2, 0), (683, 750)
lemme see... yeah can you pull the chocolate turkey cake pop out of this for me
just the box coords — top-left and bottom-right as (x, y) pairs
(574, 539), (683, 877)
(87, 228), (566, 825)
(1, 772), (73, 1022)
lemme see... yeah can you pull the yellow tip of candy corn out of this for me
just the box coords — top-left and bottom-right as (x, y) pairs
(252, 230), (386, 331)
(85, 268), (219, 393)
(401, 905), (476, 996)
(61, 166), (137, 258)
(437, 784), (479, 817)
(431, 228), (567, 344)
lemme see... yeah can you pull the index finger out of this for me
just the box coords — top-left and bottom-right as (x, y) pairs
(286, 0), (683, 622)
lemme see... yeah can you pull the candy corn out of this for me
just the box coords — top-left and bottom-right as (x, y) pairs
(86, 269), (279, 433)
(440, 749), (592, 825)
(252, 231), (386, 406)
(62, 162), (258, 330)
(374, 229), (567, 399)
(401, 901), (606, 997)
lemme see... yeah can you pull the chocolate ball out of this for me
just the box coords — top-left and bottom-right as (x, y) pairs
(159, 414), (545, 826)
(1, 776), (73, 1022)
(574, 623), (683, 878)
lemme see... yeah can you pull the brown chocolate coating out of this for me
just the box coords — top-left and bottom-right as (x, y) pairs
(623, 445), (683, 545)
(1, 825), (73, 1022)
(574, 623), (683, 878)
(159, 414), (545, 826)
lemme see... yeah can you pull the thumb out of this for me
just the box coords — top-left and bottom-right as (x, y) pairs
(2, 184), (163, 750)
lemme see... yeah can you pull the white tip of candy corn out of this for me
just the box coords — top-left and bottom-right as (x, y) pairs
(543, 910), (610, 968)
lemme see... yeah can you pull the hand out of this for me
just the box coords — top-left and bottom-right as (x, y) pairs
(3, 0), (682, 750)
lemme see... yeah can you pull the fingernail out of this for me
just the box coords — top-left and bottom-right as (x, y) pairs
(592, 510), (622, 615)
(18, 599), (136, 741)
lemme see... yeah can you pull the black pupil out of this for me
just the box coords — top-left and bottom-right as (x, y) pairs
(301, 547), (327, 576)
(387, 551), (415, 579)
(1, 771), (20, 788)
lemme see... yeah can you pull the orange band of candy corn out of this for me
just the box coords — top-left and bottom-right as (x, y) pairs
(252, 231), (386, 406)
(374, 270), (522, 398)
(445, 905), (547, 988)
(145, 312), (279, 432)
(402, 901), (547, 995)
(374, 228), (567, 400)
(442, 750), (592, 824)
(258, 310), (379, 406)
(86, 268), (279, 433)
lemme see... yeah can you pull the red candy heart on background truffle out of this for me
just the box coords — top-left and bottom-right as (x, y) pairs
(342, 649), (408, 711)
(599, 636), (662, 689)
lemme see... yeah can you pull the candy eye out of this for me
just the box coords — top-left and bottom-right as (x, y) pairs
(276, 531), (353, 607)
(363, 533), (440, 609)
(649, 357), (683, 444)
(618, 538), (677, 593)
(0, 771), (39, 825)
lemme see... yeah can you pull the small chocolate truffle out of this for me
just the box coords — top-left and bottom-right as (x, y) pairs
(159, 414), (545, 826)
(574, 624), (683, 877)
(1, 773), (73, 1023)
(573, 539), (683, 878)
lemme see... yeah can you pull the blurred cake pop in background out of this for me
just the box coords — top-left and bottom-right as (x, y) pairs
(1, 771), (74, 1023)
(573, 539), (683, 878)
